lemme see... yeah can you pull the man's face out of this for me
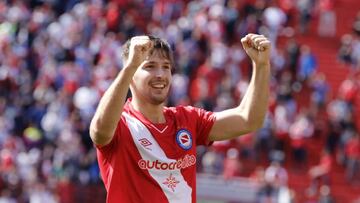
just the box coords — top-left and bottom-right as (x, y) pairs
(131, 50), (172, 105)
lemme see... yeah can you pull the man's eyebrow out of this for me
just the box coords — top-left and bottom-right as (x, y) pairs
(146, 61), (171, 65)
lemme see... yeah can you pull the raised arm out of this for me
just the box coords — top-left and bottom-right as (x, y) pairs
(208, 34), (271, 141)
(89, 36), (153, 146)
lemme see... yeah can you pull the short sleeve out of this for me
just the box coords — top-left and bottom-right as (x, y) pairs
(192, 107), (216, 146)
(94, 118), (122, 161)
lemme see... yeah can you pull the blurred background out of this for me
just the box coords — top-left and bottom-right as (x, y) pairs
(0, 0), (359, 202)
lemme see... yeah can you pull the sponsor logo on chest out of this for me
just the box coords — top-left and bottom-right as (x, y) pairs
(138, 154), (196, 170)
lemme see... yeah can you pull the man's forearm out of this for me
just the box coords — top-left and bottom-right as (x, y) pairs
(237, 61), (270, 130)
(208, 34), (271, 141)
(90, 67), (136, 146)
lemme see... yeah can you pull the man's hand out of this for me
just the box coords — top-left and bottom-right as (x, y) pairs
(241, 34), (271, 66)
(125, 36), (153, 70)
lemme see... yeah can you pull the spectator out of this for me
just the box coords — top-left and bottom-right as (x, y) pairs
(338, 34), (354, 66)
(254, 112), (275, 161)
(317, 0), (336, 37)
(327, 97), (352, 124)
(309, 73), (329, 115)
(338, 74), (358, 106)
(265, 161), (288, 189)
(307, 150), (332, 197)
(325, 121), (341, 155)
(278, 0), (296, 27)
(351, 34), (360, 68)
(273, 102), (292, 151)
(201, 148), (224, 175)
(296, 0), (315, 33)
(223, 148), (242, 179)
(353, 11), (360, 36)
(344, 133), (360, 183)
(262, 2), (287, 47)
(289, 112), (314, 168)
(298, 45), (317, 84)
(253, 166), (276, 203)
(318, 185), (335, 203)
(255, 160), (289, 203)
(285, 38), (300, 80)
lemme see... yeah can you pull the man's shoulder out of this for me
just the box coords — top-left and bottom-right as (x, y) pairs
(165, 105), (213, 122)
(165, 105), (199, 114)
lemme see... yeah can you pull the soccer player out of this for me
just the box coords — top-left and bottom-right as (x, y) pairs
(90, 34), (271, 203)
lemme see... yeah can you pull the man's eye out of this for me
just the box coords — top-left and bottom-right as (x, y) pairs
(163, 66), (170, 70)
(145, 65), (154, 69)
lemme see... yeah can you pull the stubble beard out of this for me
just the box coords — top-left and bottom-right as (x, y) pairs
(131, 82), (171, 106)
(148, 89), (169, 105)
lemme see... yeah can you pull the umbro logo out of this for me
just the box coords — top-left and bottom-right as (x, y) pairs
(138, 138), (152, 150)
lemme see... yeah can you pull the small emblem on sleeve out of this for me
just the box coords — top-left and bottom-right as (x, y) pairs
(176, 129), (192, 150)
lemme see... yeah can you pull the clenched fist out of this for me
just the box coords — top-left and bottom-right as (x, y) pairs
(125, 36), (154, 70)
(241, 34), (271, 66)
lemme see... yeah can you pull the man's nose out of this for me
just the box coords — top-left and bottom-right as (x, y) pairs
(154, 67), (166, 77)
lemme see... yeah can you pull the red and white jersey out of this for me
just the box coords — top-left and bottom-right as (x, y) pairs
(96, 100), (216, 203)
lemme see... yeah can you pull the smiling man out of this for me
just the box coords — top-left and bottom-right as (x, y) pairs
(90, 34), (271, 203)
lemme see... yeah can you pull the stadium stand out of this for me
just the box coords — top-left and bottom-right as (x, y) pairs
(0, 0), (359, 202)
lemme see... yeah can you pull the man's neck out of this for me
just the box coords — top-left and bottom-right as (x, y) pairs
(130, 99), (166, 124)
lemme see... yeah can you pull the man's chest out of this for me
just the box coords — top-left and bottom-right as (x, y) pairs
(140, 122), (196, 159)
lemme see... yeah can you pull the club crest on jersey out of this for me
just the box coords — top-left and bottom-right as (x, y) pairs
(176, 129), (192, 150)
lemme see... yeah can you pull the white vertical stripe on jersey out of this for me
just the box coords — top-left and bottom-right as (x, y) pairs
(123, 112), (192, 203)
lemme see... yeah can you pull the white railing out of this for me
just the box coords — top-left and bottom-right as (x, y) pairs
(196, 173), (260, 203)
(196, 173), (291, 203)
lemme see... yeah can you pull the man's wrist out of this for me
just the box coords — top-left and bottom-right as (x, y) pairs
(123, 62), (139, 70)
(120, 64), (138, 79)
(253, 61), (270, 69)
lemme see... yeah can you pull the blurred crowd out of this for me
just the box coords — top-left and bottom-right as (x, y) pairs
(0, 0), (359, 202)
(338, 10), (360, 69)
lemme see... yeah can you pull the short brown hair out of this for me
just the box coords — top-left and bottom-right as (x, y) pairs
(121, 35), (174, 68)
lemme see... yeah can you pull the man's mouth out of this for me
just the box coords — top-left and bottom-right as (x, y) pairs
(150, 83), (167, 89)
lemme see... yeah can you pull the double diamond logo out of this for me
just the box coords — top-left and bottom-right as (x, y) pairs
(138, 138), (152, 150)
